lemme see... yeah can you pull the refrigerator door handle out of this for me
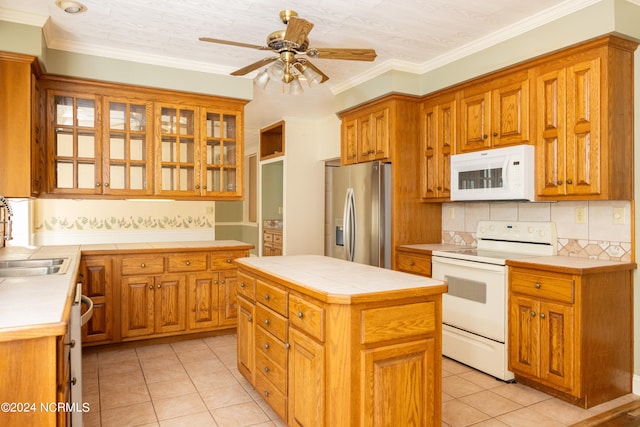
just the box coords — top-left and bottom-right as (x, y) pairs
(344, 187), (356, 262)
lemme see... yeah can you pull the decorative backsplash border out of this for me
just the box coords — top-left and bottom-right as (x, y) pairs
(37, 214), (213, 232)
(441, 231), (632, 262)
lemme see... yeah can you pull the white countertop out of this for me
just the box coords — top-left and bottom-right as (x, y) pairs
(0, 240), (253, 340)
(235, 255), (446, 300)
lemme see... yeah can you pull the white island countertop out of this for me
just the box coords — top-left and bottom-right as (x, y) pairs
(235, 255), (447, 304)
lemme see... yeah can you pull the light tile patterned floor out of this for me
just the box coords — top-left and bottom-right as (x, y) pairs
(82, 334), (639, 426)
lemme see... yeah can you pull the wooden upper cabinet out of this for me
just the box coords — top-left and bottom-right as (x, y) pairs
(420, 92), (456, 200)
(535, 36), (636, 200)
(39, 75), (247, 200)
(339, 101), (392, 165)
(0, 52), (42, 197)
(459, 71), (530, 153)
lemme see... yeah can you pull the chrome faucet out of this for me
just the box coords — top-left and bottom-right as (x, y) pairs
(0, 196), (13, 243)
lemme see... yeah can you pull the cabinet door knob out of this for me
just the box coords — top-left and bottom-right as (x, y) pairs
(540, 313), (546, 319)
(95, 182), (101, 187)
(104, 182), (110, 187)
(530, 311), (536, 317)
(195, 185), (200, 189)
(482, 134), (488, 139)
(566, 179), (573, 184)
(493, 132), (498, 137)
(535, 282), (541, 289)
(557, 180), (563, 185)
(240, 282), (246, 287)
(264, 343), (270, 349)
(226, 258), (232, 263)
(214, 280), (218, 284)
(264, 391), (270, 397)
(221, 280), (225, 284)
(157, 284), (161, 289)
(141, 263), (145, 268)
(185, 260), (191, 266)
(264, 319), (270, 325)
(264, 367), (270, 373)
(247, 316), (253, 322)
(264, 294), (270, 300)
(297, 312), (304, 319)
(148, 285), (153, 290)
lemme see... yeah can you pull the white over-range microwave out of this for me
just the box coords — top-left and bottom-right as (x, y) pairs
(450, 144), (535, 201)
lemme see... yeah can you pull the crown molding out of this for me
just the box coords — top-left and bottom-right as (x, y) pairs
(0, 7), (48, 26)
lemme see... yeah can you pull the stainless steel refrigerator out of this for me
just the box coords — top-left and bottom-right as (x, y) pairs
(325, 160), (391, 268)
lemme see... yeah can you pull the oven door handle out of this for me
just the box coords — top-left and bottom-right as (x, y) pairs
(432, 256), (506, 272)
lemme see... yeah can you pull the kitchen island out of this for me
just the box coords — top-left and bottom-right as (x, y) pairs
(234, 255), (447, 427)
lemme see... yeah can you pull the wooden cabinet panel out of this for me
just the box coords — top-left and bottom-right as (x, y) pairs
(218, 270), (238, 326)
(80, 256), (114, 344)
(255, 370), (287, 420)
(421, 95), (455, 200)
(237, 295), (255, 383)
(256, 349), (287, 392)
(510, 269), (573, 303)
(288, 294), (325, 342)
(121, 255), (164, 275)
(256, 279), (288, 316)
(154, 274), (186, 333)
(238, 270), (256, 300)
(460, 90), (491, 152)
(121, 275), (155, 338)
(263, 229), (283, 256)
(341, 117), (358, 165)
(340, 104), (391, 165)
(168, 252), (208, 272)
(509, 294), (540, 377)
(255, 304), (288, 342)
(187, 272), (219, 330)
(540, 300), (574, 391)
(362, 338), (438, 427)
(288, 327), (325, 427)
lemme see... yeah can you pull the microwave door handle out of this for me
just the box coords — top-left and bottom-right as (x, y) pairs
(502, 156), (509, 188)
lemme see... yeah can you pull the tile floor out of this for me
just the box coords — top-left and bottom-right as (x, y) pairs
(81, 334), (639, 427)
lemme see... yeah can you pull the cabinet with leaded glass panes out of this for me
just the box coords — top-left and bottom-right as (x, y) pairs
(40, 76), (246, 200)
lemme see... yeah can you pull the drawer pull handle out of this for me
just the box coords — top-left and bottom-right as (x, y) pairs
(248, 316), (253, 322)
(264, 343), (270, 349)
(297, 312), (304, 319)
(186, 260), (191, 266)
(540, 313), (546, 319)
(141, 263), (145, 268)
(227, 258), (232, 263)
(264, 319), (270, 325)
(264, 391), (270, 397)
(530, 311), (536, 317)
(535, 283), (541, 289)
(240, 282), (246, 287)
(264, 367), (270, 373)
(264, 294), (270, 300)
(409, 261), (415, 266)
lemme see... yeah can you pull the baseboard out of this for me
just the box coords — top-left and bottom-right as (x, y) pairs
(633, 374), (640, 396)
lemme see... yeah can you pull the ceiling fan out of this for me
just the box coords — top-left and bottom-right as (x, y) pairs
(199, 10), (377, 93)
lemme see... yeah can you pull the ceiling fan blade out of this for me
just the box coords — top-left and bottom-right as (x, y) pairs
(284, 16), (314, 47)
(230, 57), (278, 76)
(308, 48), (377, 61)
(199, 37), (270, 51)
(301, 59), (329, 84)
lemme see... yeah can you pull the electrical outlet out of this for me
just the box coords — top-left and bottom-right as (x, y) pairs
(574, 207), (586, 224)
(278, 206), (283, 215)
(206, 206), (214, 214)
(447, 207), (455, 220)
(613, 207), (625, 225)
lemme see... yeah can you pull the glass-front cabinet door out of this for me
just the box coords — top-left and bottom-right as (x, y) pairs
(156, 104), (199, 196)
(104, 98), (153, 195)
(203, 111), (242, 197)
(49, 92), (102, 194)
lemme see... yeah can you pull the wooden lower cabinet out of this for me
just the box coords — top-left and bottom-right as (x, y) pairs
(395, 248), (432, 277)
(80, 244), (251, 345)
(507, 263), (633, 408)
(237, 266), (442, 426)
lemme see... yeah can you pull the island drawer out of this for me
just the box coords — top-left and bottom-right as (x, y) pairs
(255, 350), (287, 392)
(255, 327), (288, 367)
(510, 268), (574, 303)
(255, 304), (288, 342)
(211, 250), (245, 270)
(360, 301), (436, 344)
(255, 371), (287, 421)
(121, 256), (164, 275)
(256, 279), (288, 316)
(396, 252), (432, 277)
(237, 271), (256, 301)
(289, 294), (325, 342)
(167, 253), (208, 272)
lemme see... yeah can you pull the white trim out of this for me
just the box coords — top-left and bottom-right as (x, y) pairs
(0, 8), (48, 27)
(33, 229), (215, 246)
(633, 374), (640, 396)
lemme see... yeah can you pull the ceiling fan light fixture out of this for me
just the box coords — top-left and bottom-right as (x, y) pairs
(55, 0), (87, 13)
(288, 77), (304, 95)
(254, 69), (270, 90)
(267, 60), (285, 80)
(298, 63), (322, 87)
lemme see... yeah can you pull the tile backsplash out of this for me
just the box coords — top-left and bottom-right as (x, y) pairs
(441, 200), (632, 262)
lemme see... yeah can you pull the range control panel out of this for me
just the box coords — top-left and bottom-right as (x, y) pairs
(476, 220), (557, 245)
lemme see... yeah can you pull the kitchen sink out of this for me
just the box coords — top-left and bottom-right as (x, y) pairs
(0, 258), (70, 277)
